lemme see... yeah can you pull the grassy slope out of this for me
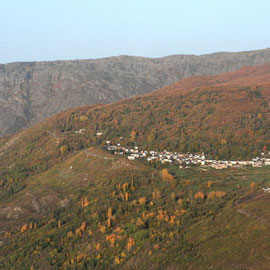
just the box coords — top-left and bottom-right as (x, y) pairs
(1, 146), (270, 269)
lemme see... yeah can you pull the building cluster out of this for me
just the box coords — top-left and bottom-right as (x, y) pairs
(104, 141), (270, 169)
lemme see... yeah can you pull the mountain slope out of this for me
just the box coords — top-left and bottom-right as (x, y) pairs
(1, 64), (270, 269)
(1, 48), (270, 136)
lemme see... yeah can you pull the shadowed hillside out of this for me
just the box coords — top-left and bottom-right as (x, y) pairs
(1, 48), (270, 136)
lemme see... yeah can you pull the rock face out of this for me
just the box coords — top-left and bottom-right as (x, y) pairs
(1, 48), (270, 136)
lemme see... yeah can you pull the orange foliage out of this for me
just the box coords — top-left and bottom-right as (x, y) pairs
(250, 182), (256, 189)
(115, 257), (121, 264)
(177, 198), (184, 205)
(127, 238), (135, 250)
(108, 207), (112, 218)
(96, 243), (101, 251)
(157, 210), (168, 221)
(107, 217), (111, 228)
(139, 197), (146, 205)
(194, 192), (205, 200)
(81, 197), (90, 207)
(161, 169), (174, 183)
(20, 223), (28, 233)
(170, 216), (176, 224)
(122, 183), (129, 192)
(106, 234), (117, 247)
(130, 130), (136, 142)
(207, 180), (213, 188)
(80, 222), (87, 231)
(75, 228), (81, 237)
(125, 192), (129, 201)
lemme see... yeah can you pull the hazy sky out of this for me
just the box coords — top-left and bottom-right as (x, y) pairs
(0, 0), (269, 63)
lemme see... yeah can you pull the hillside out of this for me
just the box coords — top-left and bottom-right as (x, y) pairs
(1, 144), (270, 269)
(1, 48), (270, 136)
(1, 64), (270, 269)
(43, 63), (270, 160)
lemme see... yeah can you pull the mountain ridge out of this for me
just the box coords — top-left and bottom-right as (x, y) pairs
(1, 48), (270, 136)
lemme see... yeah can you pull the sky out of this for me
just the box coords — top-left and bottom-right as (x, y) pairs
(0, 0), (269, 63)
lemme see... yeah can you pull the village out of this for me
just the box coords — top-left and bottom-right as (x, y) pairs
(104, 141), (270, 169)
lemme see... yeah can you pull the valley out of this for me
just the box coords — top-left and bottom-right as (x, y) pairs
(1, 63), (270, 269)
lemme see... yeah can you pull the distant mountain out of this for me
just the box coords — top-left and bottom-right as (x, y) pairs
(1, 48), (270, 136)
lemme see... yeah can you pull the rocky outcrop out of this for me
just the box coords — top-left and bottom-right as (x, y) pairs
(1, 48), (270, 136)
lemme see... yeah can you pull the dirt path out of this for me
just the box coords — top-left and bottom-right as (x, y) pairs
(84, 149), (115, 160)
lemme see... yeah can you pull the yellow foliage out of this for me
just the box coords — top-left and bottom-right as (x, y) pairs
(115, 257), (121, 264)
(57, 220), (61, 228)
(108, 207), (112, 218)
(130, 130), (137, 142)
(171, 192), (176, 201)
(59, 145), (68, 154)
(79, 115), (88, 121)
(122, 183), (129, 192)
(220, 139), (227, 145)
(88, 230), (93, 236)
(207, 180), (213, 188)
(99, 225), (106, 233)
(139, 197), (146, 205)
